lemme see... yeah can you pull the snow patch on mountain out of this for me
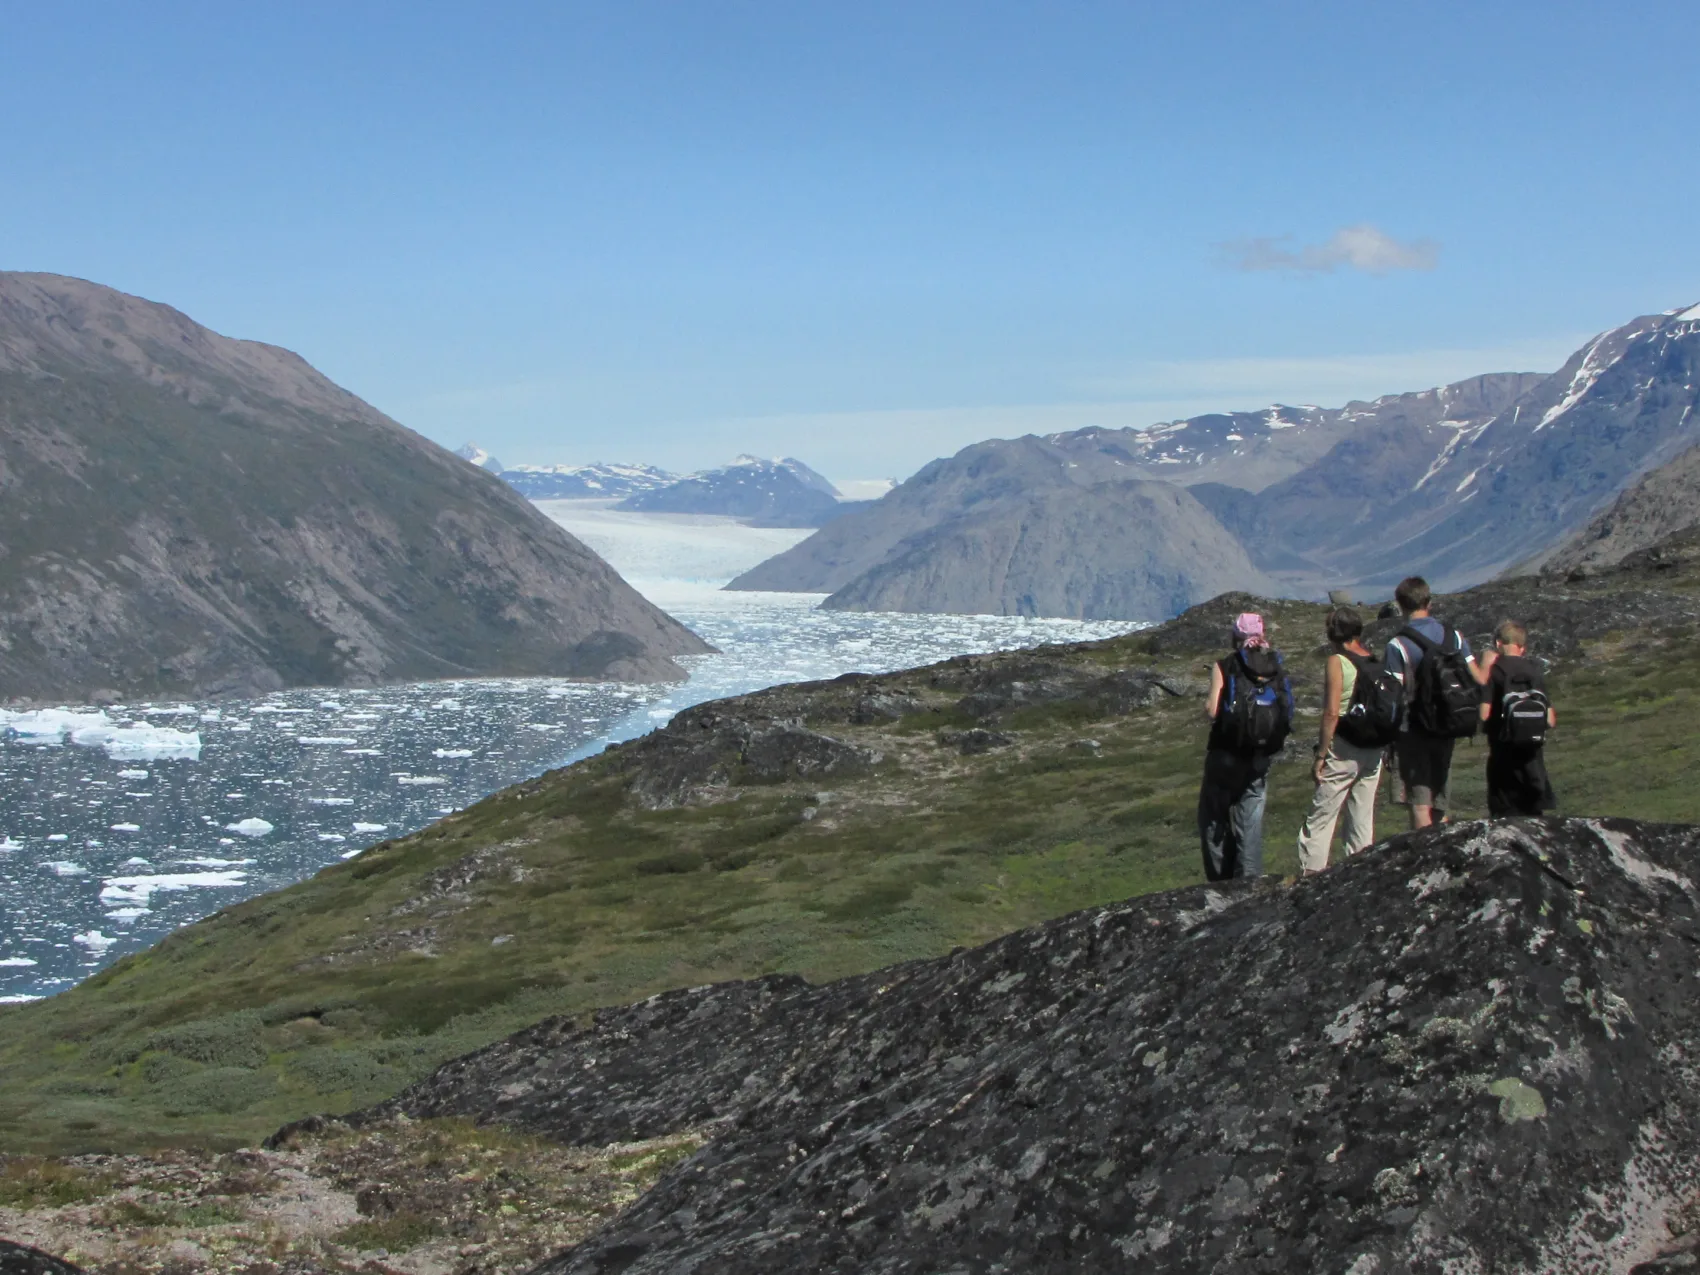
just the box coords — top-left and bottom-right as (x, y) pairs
(454, 443), (504, 472)
(1538, 335), (1623, 431)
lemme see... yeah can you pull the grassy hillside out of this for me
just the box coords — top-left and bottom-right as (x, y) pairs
(3, 555), (1699, 1155)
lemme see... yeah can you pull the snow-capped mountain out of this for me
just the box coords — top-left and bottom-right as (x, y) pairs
(731, 305), (1700, 610)
(497, 462), (678, 500)
(1042, 374), (1543, 494)
(620, 456), (848, 527)
(454, 443), (504, 472)
(1233, 305), (1700, 590)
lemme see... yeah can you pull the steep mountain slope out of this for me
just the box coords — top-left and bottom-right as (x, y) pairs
(618, 455), (848, 526)
(1048, 371), (1544, 493)
(820, 479), (1274, 620)
(0, 273), (711, 702)
(1540, 437), (1700, 575)
(728, 374), (1538, 605)
(497, 461), (677, 500)
(1237, 306), (1700, 591)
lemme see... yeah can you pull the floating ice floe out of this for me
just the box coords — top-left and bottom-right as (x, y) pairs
(0, 709), (202, 761)
(0, 994), (43, 1004)
(352, 822), (388, 833)
(0, 957), (38, 967)
(317, 833), (347, 842)
(100, 871), (247, 906)
(173, 856), (255, 868)
(397, 775), (447, 786)
(46, 834), (67, 842)
(106, 908), (150, 920)
(340, 847), (366, 859)
(73, 931), (117, 953)
(110, 823), (141, 833)
(43, 861), (87, 876)
(298, 737), (358, 746)
(225, 818), (274, 837)
(122, 857), (152, 866)
(343, 748), (382, 756)
(433, 748), (475, 758)
(116, 769), (150, 780)
(143, 705), (199, 716)
(310, 796), (354, 806)
(0, 837), (20, 851)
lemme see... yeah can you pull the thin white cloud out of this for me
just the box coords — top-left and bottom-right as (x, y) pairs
(1220, 224), (1439, 275)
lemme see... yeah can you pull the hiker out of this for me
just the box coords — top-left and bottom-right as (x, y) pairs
(1478, 619), (1558, 816)
(1198, 611), (1293, 880)
(1382, 576), (1486, 829)
(1296, 606), (1401, 872)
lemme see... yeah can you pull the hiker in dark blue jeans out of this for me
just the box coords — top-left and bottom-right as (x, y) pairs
(1198, 612), (1292, 880)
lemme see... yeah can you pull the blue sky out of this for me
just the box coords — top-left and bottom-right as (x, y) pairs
(4, 2), (1697, 481)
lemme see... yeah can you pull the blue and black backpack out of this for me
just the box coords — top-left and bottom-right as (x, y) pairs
(1217, 648), (1294, 756)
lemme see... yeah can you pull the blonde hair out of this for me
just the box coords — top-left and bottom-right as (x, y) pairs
(1494, 619), (1528, 648)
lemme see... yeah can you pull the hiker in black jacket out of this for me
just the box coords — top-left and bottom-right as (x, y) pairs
(1198, 611), (1292, 881)
(1478, 619), (1558, 816)
(1382, 577), (1487, 830)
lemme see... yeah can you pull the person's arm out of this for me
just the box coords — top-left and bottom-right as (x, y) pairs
(1548, 705), (1558, 728)
(1205, 662), (1224, 722)
(1315, 655), (1342, 781)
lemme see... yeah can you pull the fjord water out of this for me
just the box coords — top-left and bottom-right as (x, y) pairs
(0, 505), (1144, 1002)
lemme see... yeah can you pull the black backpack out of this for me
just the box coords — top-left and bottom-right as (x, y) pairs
(1494, 659), (1550, 746)
(1217, 649), (1294, 756)
(1336, 652), (1403, 748)
(1400, 625), (1480, 739)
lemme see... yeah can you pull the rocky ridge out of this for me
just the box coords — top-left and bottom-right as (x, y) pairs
(1542, 441), (1700, 576)
(361, 817), (1700, 1274)
(734, 306), (1700, 610)
(0, 273), (710, 701)
(728, 372), (1540, 609)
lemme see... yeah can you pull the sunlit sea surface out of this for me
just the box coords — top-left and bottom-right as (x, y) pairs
(1, 504), (1144, 1001)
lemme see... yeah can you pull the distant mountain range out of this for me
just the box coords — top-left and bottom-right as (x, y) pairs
(460, 450), (861, 527)
(732, 304), (1700, 619)
(619, 456), (865, 527)
(0, 274), (711, 702)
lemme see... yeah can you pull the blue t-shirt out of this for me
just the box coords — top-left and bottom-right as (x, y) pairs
(1383, 616), (1473, 684)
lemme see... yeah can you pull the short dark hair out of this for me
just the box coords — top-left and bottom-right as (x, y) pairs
(1325, 606), (1364, 645)
(1395, 577), (1432, 615)
(1495, 619), (1528, 647)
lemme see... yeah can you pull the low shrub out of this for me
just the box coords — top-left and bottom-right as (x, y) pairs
(157, 1066), (276, 1117)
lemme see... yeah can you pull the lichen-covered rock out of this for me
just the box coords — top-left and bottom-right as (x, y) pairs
(363, 818), (1700, 1273)
(615, 704), (879, 808)
(0, 1241), (83, 1275)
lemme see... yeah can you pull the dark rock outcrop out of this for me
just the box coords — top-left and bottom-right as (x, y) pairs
(0, 272), (711, 702)
(1542, 440), (1700, 576)
(0, 1241), (83, 1275)
(363, 817), (1700, 1274)
(610, 701), (883, 809)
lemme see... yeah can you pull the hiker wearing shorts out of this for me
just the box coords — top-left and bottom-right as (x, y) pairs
(1296, 607), (1395, 872)
(1478, 619), (1558, 816)
(1382, 577), (1486, 829)
(1198, 612), (1292, 880)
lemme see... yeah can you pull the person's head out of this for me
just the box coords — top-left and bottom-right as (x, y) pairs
(1325, 606), (1364, 647)
(1232, 611), (1267, 649)
(1494, 619), (1529, 653)
(1394, 576), (1432, 616)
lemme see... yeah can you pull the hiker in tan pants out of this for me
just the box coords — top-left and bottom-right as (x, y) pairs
(1297, 607), (1389, 873)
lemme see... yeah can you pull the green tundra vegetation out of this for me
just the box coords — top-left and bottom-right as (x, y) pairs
(2, 546), (1699, 1156)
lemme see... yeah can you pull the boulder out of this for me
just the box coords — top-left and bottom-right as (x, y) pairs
(358, 817), (1700, 1273)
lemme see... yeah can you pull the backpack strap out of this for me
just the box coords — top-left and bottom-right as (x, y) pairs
(1397, 624), (1440, 654)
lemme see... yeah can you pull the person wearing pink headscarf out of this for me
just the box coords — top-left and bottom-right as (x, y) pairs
(1198, 611), (1292, 879)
